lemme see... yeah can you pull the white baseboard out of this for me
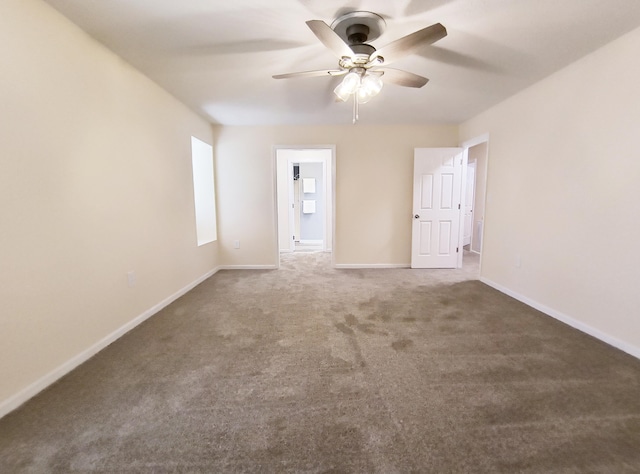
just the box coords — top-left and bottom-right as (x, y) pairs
(480, 277), (640, 360)
(334, 263), (411, 269)
(218, 265), (278, 270)
(0, 266), (221, 420)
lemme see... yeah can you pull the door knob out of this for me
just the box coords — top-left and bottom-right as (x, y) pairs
(414, 214), (420, 219)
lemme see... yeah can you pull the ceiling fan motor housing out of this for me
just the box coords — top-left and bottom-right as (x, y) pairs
(346, 24), (369, 44)
(344, 24), (375, 56)
(331, 12), (386, 64)
(350, 43), (376, 56)
(331, 11), (386, 43)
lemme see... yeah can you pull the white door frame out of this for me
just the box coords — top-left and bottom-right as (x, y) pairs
(460, 133), (490, 268)
(463, 160), (476, 248)
(274, 145), (336, 267)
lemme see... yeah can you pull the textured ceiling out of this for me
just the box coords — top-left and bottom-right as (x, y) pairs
(42, 0), (640, 125)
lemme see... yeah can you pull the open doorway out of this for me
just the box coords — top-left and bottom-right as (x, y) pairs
(292, 161), (324, 252)
(460, 135), (489, 268)
(275, 147), (335, 263)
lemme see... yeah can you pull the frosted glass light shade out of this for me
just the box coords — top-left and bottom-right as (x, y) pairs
(357, 74), (383, 103)
(334, 83), (351, 102)
(342, 71), (361, 93)
(334, 71), (361, 101)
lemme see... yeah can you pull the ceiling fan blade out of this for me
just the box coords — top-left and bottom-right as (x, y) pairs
(273, 69), (346, 79)
(306, 20), (354, 59)
(377, 68), (429, 88)
(370, 23), (447, 65)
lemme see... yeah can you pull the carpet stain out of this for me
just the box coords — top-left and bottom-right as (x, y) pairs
(344, 314), (358, 326)
(367, 312), (392, 323)
(335, 322), (354, 336)
(355, 322), (378, 334)
(438, 324), (463, 334)
(391, 339), (413, 351)
(340, 314), (381, 335)
(318, 423), (365, 455)
(445, 312), (461, 321)
(272, 416), (287, 431)
(402, 317), (416, 323)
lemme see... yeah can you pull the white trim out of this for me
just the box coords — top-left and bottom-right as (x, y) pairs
(334, 263), (411, 269)
(287, 160), (295, 253)
(298, 239), (323, 245)
(481, 277), (640, 360)
(459, 134), (490, 274)
(457, 148), (468, 269)
(272, 148), (283, 266)
(0, 266), (221, 420)
(461, 133), (490, 149)
(218, 265), (278, 270)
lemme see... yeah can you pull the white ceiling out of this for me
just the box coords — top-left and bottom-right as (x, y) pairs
(43, 0), (640, 126)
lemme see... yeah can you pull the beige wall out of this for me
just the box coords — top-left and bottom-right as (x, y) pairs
(215, 125), (459, 266)
(0, 0), (219, 411)
(460, 26), (640, 354)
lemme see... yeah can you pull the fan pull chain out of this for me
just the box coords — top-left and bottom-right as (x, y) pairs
(353, 93), (359, 124)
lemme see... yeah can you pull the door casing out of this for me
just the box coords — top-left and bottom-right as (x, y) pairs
(274, 146), (335, 267)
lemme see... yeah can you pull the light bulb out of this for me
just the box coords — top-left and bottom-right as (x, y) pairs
(357, 74), (383, 103)
(334, 71), (361, 101)
(334, 82), (351, 102)
(361, 74), (383, 96)
(342, 71), (361, 94)
(357, 87), (373, 104)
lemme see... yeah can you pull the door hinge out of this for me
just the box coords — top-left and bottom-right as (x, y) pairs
(292, 235), (295, 240)
(456, 247), (459, 253)
(458, 203), (461, 210)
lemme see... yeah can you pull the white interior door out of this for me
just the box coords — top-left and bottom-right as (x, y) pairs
(411, 148), (463, 268)
(463, 161), (476, 247)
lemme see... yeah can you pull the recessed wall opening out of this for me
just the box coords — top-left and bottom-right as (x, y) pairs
(191, 136), (217, 246)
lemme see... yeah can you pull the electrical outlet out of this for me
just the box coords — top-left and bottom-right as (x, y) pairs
(127, 270), (136, 287)
(234, 240), (240, 249)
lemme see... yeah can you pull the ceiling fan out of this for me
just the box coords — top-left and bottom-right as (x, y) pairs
(273, 11), (447, 122)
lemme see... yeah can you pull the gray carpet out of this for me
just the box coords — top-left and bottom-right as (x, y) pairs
(1, 251), (640, 473)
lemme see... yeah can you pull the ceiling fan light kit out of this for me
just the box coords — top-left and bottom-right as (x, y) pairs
(358, 73), (384, 103)
(334, 70), (361, 101)
(273, 11), (447, 123)
(333, 68), (383, 102)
